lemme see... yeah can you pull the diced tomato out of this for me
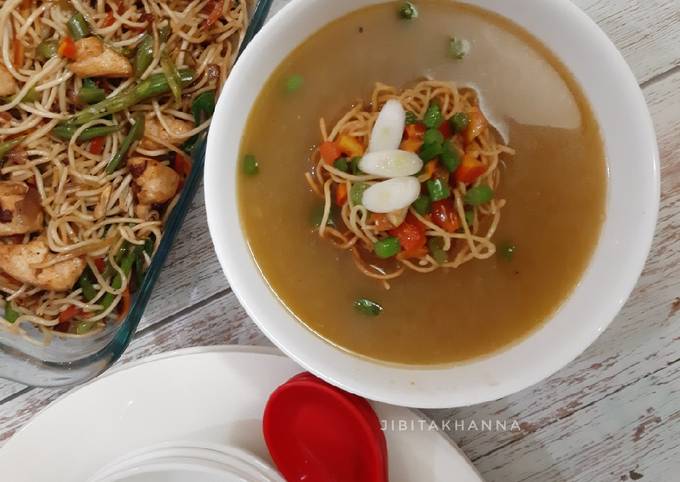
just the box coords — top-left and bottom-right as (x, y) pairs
(455, 154), (486, 184)
(319, 141), (341, 164)
(431, 200), (460, 233)
(94, 257), (106, 273)
(404, 123), (426, 140)
(58, 37), (77, 60)
(336, 135), (365, 158)
(369, 213), (394, 232)
(204, 0), (224, 28)
(89, 137), (105, 155)
(438, 120), (452, 139)
(102, 10), (116, 27)
(118, 287), (131, 320)
(173, 153), (192, 177)
(465, 107), (487, 144)
(12, 37), (24, 68)
(335, 183), (348, 206)
(389, 216), (426, 254)
(59, 305), (82, 324)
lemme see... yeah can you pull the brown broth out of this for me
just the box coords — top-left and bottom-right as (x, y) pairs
(237, 0), (607, 365)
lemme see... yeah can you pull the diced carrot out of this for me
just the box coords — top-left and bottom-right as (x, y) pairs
(58, 37), (77, 60)
(89, 137), (105, 155)
(335, 183), (348, 206)
(465, 107), (487, 144)
(439, 120), (452, 139)
(431, 200), (460, 233)
(389, 218), (426, 254)
(102, 10), (116, 27)
(455, 154), (486, 184)
(12, 37), (24, 68)
(173, 153), (192, 177)
(405, 123), (426, 140)
(369, 213), (394, 232)
(421, 160), (438, 181)
(59, 305), (82, 324)
(400, 138), (423, 153)
(319, 141), (341, 164)
(336, 135), (365, 158)
(204, 0), (225, 28)
(94, 257), (106, 273)
(118, 287), (131, 320)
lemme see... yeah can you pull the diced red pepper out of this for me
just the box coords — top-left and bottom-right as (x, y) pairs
(438, 120), (452, 139)
(369, 213), (394, 232)
(335, 183), (348, 206)
(319, 141), (341, 164)
(102, 10), (116, 27)
(89, 137), (105, 155)
(336, 135), (365, 158)
(204, 0), (224, 28)
(404, 123), (426, 140)
(59, 305), (82, 324)
(431, 200), (460, 233)
(58, 37), (77, 60)
(455, 154), (486, 184)
(94, 257), (106, 273)
(389, 215), (426, 255)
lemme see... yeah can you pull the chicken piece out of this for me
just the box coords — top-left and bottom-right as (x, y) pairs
(68, 37), (132, 78)
(0, 182), (43, 237)
(0, 64), (18, 97)
(128, 156), (180, 206)
(140, 117), (194, 150)
(0, 238), (85, 292)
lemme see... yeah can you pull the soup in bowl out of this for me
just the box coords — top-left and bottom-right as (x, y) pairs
(205, 0), (658, 407)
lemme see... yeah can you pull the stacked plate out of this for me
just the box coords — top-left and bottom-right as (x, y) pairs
(87, 441), (285, 482)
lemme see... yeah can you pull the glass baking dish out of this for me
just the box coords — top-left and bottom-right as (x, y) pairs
(0, 0), (274, 387)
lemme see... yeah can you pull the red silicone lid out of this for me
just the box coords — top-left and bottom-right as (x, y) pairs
(263, 372), (388, 482)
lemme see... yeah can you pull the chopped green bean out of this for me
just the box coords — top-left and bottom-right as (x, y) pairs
(191, 91), (216, 124)
(0, 137), (25, 166)
(160, 54), (182, 104)
(374, 237), (400, 259)
(68, 69), (196, 125)
(463, 185), (493, 205)
(134, 34), (154, 78)
(398, 1), (418, 20)
(412, 195), (432, 215)
(144, 237), (155, 257)
(426, 178), (450, 202)
(350, 182), (369, 206)
(242, 154), (259, 176)
(79, 273), (97, 302)
(105, 114), (144, 174)
(285, 74), (304, 92)
(333, 157), (349, 172)
(449, 36), (470, 60)
(99, 245), (143, 311)
(77, 86), (106, 104)
(76, 321), (97, 335)
(36, 40), (58, 61)
(498, 242), (516, 261)
(440, 141), (461, 172)
(4, 301), (20, 323)
(353, 298), (383, 316)
(52, 124), (120, 142)
(310, 205), (336, 228)
(423, 104), (443, 129)
(428, 238), (448, 265)
(423, 128), (444, 146)
(419, 142), (443, 162)
(67, 13), (90, 41)
(464, 209), (474, 227)
(450, 112), (470, 133)
(159, 25), (171, 43)
(405, 111), (418, 125)
(350, 156), (363, 175)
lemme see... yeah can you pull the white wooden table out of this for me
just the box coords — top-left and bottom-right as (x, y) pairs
(2, 1), (680, 480)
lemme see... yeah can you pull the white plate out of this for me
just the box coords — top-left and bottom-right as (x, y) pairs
(0, 346), (483, 482)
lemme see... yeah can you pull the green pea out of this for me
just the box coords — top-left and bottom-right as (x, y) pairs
(353, 298), (383, 316)
(334, 157), (349, 172)
(242, 154), (259, 176)
(464, 185), (494, 205)
(423, 128), (444, 146)
(350, 156), (363, 175)
(426, 178), (450, 202)
(428, 238), (448, 265)
(423, 104), (443, 129)
(450, 112), (470, 133)
(449, 36), (470, 60)
(350, 182), (369, 206)
(440, 141), (461, 172)
(373, 237), (400, 259)
(398, 1), (418, 20)
(285, 74), (304, 92)
(412, 195), (432, 215)
(498, 242), (516, 261)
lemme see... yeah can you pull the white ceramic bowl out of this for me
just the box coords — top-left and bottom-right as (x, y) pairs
(205, 0), (659, 408)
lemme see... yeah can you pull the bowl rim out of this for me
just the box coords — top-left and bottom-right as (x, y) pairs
(205, 0), (659, 408)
